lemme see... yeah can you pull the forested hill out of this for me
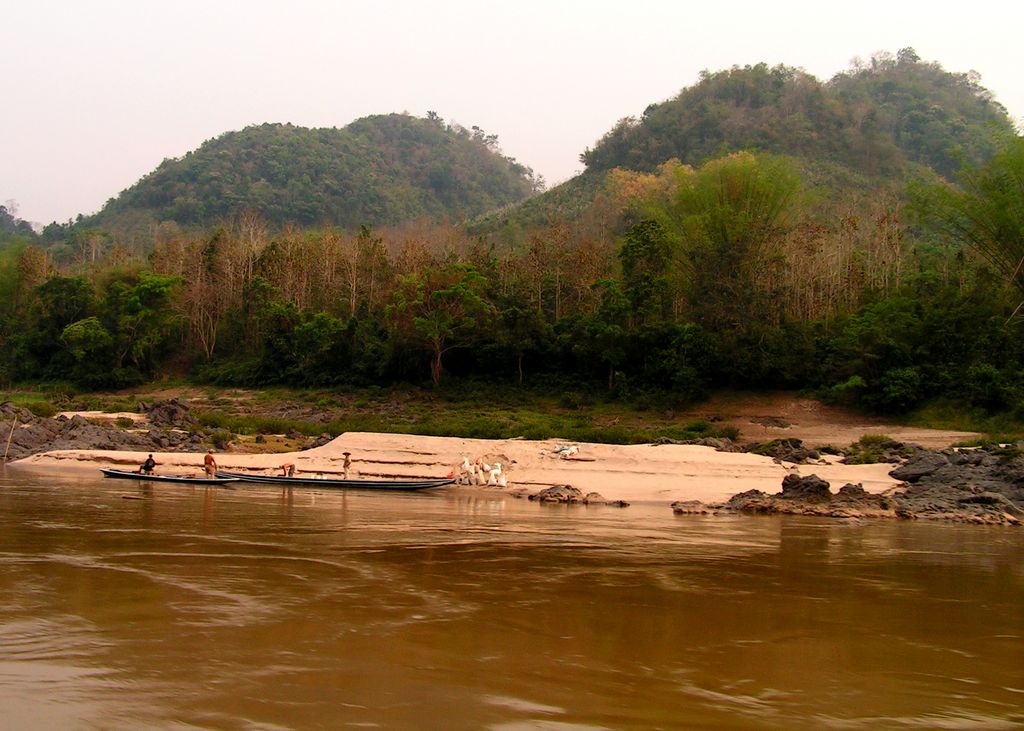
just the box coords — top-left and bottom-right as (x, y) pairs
(469, 49), (1016, 237)
(581, 49), (1014, 178)
(67, 114), (539, 243)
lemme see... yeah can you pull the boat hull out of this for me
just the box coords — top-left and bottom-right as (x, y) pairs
(101, 468), (239, 485)
(216, 471), (453, 490)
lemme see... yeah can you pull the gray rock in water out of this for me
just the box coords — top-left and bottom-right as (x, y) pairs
(580, 491), (629, 507)
(671, 500), (710, 514)
(529, 485), (584, 503)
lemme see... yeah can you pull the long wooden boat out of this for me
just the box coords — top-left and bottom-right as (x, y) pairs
(216, 471), (454, 491)
(101, 468), (239, 485)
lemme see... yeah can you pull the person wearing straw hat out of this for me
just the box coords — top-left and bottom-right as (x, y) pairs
(204, 449), (217, 477)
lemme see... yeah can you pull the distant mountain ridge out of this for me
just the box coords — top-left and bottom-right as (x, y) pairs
(71, 113), (539, 243)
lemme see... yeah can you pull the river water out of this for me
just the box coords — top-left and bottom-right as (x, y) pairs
(1, 472), (1022, 730)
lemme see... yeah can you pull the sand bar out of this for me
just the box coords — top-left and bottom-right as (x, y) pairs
(9, 431), (908, 505)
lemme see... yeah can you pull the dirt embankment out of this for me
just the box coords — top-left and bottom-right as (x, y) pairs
(682, 392), (980, 449)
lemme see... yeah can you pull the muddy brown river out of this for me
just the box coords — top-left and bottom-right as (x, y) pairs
(1, 472), (1022, 729)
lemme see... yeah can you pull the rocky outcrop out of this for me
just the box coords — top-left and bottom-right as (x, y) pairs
(707, 475), (895, 519)
(0, 401), (205, 462)
(685, 446), (1024, 525)
(884, 445), (1024, 524)
(890, 446), (1024, 493)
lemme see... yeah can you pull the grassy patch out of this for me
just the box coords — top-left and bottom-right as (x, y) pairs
(102, 397), (140, 413)
(182, 385), (749, 445)
(842, 434), (917, 464)
(908, 402), (1024, 443)
(25, 401), (58, 418)
(0, 391), (61, 417)
(196, 412), (328, 437)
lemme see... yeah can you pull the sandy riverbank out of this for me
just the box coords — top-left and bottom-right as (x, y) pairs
(9, 431), (912, 505)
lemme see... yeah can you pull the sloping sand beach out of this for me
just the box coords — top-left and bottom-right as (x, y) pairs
(8, 431), (907, 505)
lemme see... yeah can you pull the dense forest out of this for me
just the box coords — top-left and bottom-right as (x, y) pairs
(2, 49), (1022, 427)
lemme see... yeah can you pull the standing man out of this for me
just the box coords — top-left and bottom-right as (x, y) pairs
(342, 451), (352, 479)
(204, 449), (218, 477)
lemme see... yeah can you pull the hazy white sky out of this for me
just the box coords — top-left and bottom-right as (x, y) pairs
(2, 0), (1022, 225)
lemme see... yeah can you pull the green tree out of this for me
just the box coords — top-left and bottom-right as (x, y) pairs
(292, 312), (349, 385)
(911, 136), (1024, 315)
(387, 263), (495, 385)
(618, 219), (674, 325)
(101, 272), (181, 375)
(494, 303), (551, 385)
(16, 276), (95, 379)
(673, 152), (801, 331)
(565, 279), (629, 391)
(60, 316), (114, 387)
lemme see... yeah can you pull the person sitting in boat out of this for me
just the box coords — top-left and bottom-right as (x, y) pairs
(204, 450), (217, 477)
(280, 463), (296, 477)
(141, 454), (157, 475)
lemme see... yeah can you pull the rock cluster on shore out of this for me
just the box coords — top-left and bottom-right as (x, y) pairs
(0, 401), (206, 462)
(525, 484), (629, 507)
(673, 442), (1024, 525)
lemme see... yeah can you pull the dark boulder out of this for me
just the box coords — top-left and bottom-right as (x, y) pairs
(780, 473), (832, 502)
(140, 398), (196, 427)
(302, 433), (335, 450)
(671, 500), (710, 514)
(718, 477), (892, 519)
(889, 452), (949, 482)
(744, 438), (820, 464)
(528, 485), (627, 504)
(529, 485), (584, 503)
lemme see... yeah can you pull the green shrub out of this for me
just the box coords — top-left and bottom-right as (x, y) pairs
(558, 391), (593, 410)
(683, 419), (714, 436)
(843, 433), (910, 464)
(875, 367), (924, 412)
(103, 398), (138, 413)
(827, 375), (867, 406)
(26, 402), (58, 418)
(715, 425), (741, 441)
(857, 434), (892, 447)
